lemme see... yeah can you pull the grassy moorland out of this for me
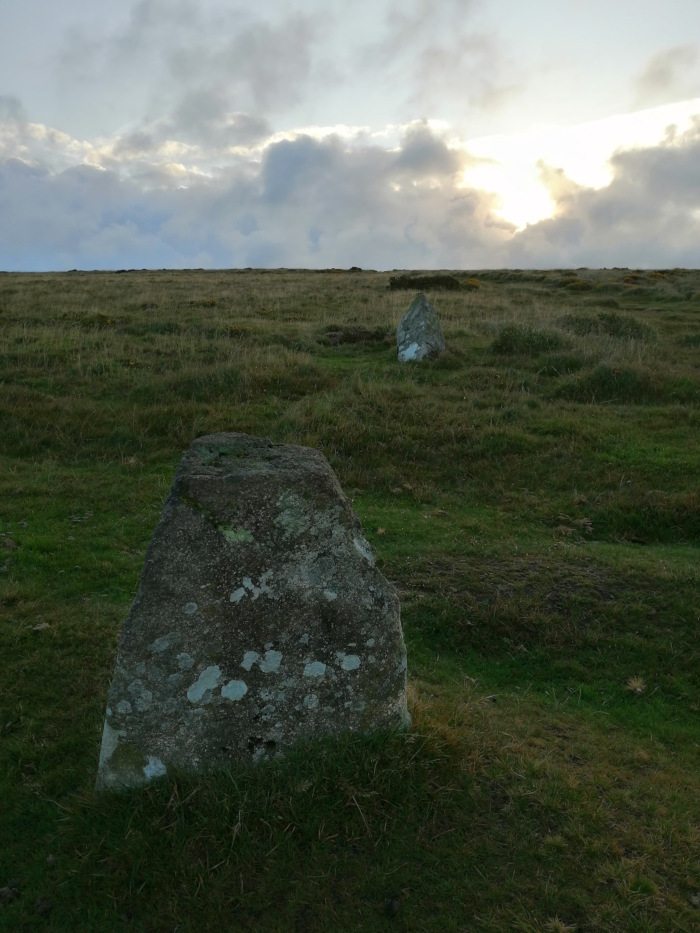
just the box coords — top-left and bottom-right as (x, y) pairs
(0, 266), (699, 932)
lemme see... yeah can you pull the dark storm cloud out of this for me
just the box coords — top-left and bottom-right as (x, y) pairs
(633, 45), (700, 108)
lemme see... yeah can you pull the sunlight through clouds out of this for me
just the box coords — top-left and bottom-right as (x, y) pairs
(461, 98), (700, 229)
(1, 1), (700, 268)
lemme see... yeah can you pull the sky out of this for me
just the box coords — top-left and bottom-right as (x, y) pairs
(1, 0), (700, 270)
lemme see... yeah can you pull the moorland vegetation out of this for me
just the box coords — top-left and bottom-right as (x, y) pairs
(1, 266), (699, 931)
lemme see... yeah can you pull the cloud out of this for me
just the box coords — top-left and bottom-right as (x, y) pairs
(0, 106), (95, 174)
(165, 93), (272, 148)
(633, 45), (700, 108)
(0, 96), (27, 124)
(393, 121), (463, 177)
(0, 119), (511, 270)
(2, 106), (700, 271)
(362, 0), (522, 117)
(55, 0), (321, 133)
(164, 13), (319, 115)
(508, 118), (700, 267)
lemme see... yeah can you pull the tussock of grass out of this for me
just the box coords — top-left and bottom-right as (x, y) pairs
(533, 352), (588, 376)
(320, 324), (391, 346)
(582, 296), (620, 309)
(1, 267), (699, 931)
(587, 487), (700, 543)
(558, 310), (655, 341)
(555, 364), (697, 404)
(491, 325), (569, 355)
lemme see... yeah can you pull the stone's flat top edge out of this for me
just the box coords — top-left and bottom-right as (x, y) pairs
(193, 431), (271, 445)
(181, 433), (335, 474)
(189, 432), (328, 460)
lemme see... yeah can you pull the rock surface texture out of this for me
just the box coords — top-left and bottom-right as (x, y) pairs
(396, 292), (446, 362)
(96, 432), (409, 790)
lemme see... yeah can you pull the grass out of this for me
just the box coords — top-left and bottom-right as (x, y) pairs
(1, 266), (699, 931)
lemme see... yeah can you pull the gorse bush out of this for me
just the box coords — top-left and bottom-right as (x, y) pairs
(565, 279), (592, 291)
(388, 274), (462, 291)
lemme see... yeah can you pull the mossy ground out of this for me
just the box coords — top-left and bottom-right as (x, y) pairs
(1, 267), (699, 931)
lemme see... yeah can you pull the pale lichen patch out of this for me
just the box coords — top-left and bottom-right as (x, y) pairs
(218, 525), (254, 544)
(274, 490), (312, 539)
(150, 631), (179, 653)
(127, 680), (153, 711)
(352, 535), (375, 565)
(241, 650), (260, 671)
(259, 649), (283, 673)
(240, 649), (283, 673)
(187, 665), (223, 703)
(231, 571), (275, 603)
(221, 680), (248, 701)
(143, 756), (167, 780)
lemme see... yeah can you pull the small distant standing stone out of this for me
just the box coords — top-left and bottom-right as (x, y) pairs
(396, 292), (446, 362)
(96, 433), (409, 790)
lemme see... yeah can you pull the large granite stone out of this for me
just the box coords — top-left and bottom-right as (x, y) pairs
(96, 433), (409, 790)
(396, 292), (446, 362)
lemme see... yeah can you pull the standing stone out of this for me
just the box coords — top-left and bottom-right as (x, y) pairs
(96, 432), (409, 790)
(396, 292), (446, 362)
